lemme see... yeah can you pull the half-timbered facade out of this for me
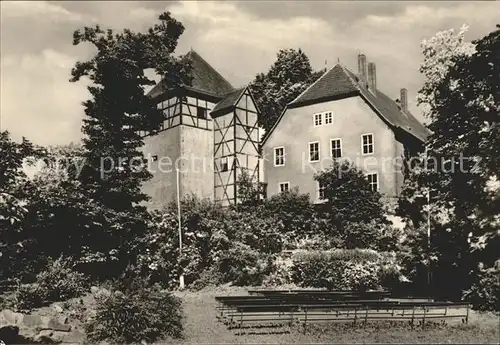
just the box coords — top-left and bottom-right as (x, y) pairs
(140, 50), (262, 210)
(212, 87), (261, 206)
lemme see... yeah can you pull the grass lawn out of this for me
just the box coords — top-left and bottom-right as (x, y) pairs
(171, 286), (500, 344)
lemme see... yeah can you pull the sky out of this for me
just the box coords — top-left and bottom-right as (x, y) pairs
(1, 1), (499, 146)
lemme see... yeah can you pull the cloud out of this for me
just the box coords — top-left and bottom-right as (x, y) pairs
(169, 1), (334, 85)
(1, 1), (85, 22)
(1, 1), (499, 146)
(1, 49), (88, 145)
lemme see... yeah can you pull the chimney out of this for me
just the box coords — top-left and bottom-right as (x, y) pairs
(367, 62), (376, 91)
(357, 54), (367, 81)
(400, 88), (408, 112)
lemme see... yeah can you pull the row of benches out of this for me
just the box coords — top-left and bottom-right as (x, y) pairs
(215, 290), (470, 332)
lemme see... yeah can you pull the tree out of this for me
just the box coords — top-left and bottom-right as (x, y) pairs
(235, 169), (264, 209)
(262, 187), (320, 240)
(398, 25), (500, 303)
(314, 159), (389, 245)
(250, 48), (323, 132)
(0, 131), (39, 280)
(70, 12), (191, 212)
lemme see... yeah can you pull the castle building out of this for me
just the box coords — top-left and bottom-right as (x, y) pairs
(141, 50), (262, 209)
(262, 54), (430, 203)
(141, 51), (429, 209)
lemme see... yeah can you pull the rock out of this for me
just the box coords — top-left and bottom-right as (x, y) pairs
(0, 309), (23, 326)
(57, 315), (68, 325)
(35, 329), (54, 339)
(52, 304), (63, 313)
(33, 331), (58, 344)
(46, 318), (71, 332)
(59, 329), (86, 344)
(21, 314), (43, 328)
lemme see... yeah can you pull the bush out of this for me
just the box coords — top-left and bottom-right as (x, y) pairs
(291, 249), (403, 291)
(16, 257), (89, 310)
(262, 254), (294, 287)
(218, 243), (274, 286)
(85, 284), (183, 343)
(463, 261), (500, 312)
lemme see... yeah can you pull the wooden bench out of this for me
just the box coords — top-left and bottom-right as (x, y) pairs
(215, 293), (470, 331)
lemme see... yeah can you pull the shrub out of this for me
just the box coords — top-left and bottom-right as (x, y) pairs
(16, 283), (45, 311)
(218, 243), (273, 286)
(463, 261), (500, 311)
(341, 261), (380, 290)
(291, 249), (403, 291)
(262, 255), (294, 287)
(16, 257), (89, 310)
(85, 284), (183, 343)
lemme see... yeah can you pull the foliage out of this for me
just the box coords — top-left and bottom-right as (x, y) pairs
(261, 187), (322, 241)
(250, 48), (323, 131)
(340, 221), (403, 251)
(138, 196), (285, 288)
(398, 25), (500, 304)
(16, 149), (154, 281)
(235, 169), (264, 209)
(85, 284), (183, 343)
(315, 159), (389, 234)
(70, 12), (190, 211)
(463, 260), (500, 311)
(0, 131), (41, 281)
(16, 257), (89, 310)
(217, 243), (274, 286)
(262, 255), (294, 287)
(290, 249), (403, 291)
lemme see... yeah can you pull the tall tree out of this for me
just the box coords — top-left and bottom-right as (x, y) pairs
(0, 131), (38, 279)
(398, 25), (500, 301)
(70, 12), (191, 212)
(250, 48), (323, 132)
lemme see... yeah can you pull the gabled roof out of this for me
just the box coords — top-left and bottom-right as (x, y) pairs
(147, 50), (235, 100)
(289, 64), (359, 107)
(271, 63), (431, 143)
(211, 88), (246, 116)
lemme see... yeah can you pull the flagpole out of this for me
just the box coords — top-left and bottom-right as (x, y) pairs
(427, 187), (431, 292)
(425, 145), (432, 296)
(176, 168), (185, 290)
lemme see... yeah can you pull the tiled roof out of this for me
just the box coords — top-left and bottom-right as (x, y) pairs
(211, 88), (246, 116)
(289, 64), (359, 106)
(287, 63), (431, 142)
(147, 50), (234, 99)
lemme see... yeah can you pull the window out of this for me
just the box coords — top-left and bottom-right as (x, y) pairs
(279, 182), (290, 193)
(331, 139), (342, 158)
(362, 134), (374, 155)
(325, 112), (333, 124)
(314, 113), (322, 127)
(309, 142), (320, 162)
(367, 173), (378, 192)
(197, 106), (207, 119)
(274, 147), (285, 166)
(220, 157), (228, 172)
(318, 181), (326, 200)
